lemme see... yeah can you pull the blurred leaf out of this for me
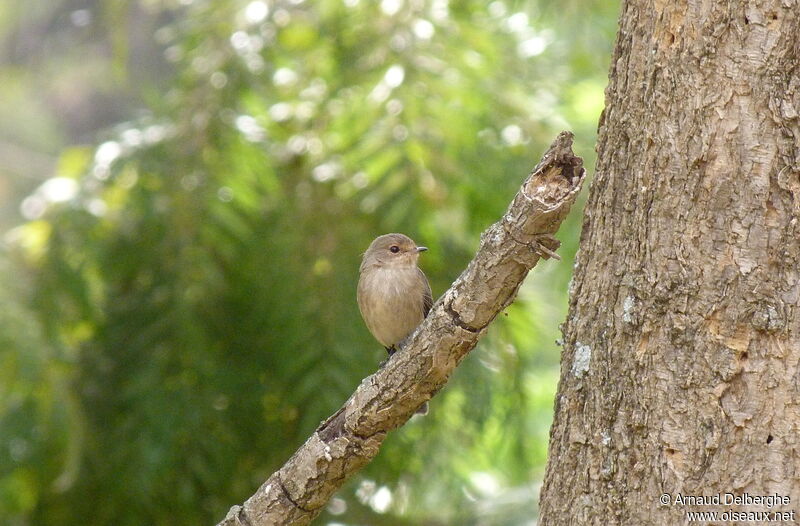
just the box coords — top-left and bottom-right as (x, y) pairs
(2, 0), (619, 524)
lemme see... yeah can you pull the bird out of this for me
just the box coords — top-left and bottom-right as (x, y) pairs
(357, 233), (432, 413)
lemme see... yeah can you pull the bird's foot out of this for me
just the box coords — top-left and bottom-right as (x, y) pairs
(378, 346), (397, 368)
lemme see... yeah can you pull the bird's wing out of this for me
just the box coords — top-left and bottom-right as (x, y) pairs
(420, 268), (433, 317)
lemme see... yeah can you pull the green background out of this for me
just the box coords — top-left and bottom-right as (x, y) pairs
(0, 0), (617, 524)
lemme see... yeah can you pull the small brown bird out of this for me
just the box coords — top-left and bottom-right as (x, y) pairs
(358, 233), (432, 354)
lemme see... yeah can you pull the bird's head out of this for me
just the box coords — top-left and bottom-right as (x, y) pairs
(361, 233), (427, 269)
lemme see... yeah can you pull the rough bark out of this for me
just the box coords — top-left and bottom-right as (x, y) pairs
(540, 0), (800, 524)
(217, 132), (585, 526)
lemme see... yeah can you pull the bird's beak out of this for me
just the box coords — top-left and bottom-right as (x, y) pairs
(416, 246), (428, 253)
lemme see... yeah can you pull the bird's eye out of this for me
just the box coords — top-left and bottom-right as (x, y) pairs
(389, 245), (400, 253)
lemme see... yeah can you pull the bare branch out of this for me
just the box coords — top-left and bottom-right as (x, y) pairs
(218, 131), (586, 526)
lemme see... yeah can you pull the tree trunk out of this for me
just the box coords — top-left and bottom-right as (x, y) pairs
(539, 0), (800, 524)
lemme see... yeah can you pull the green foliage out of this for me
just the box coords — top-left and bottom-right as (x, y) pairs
(2, 0), (617, 524)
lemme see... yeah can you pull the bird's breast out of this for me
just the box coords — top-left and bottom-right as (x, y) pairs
(357, 266), (427, 348)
